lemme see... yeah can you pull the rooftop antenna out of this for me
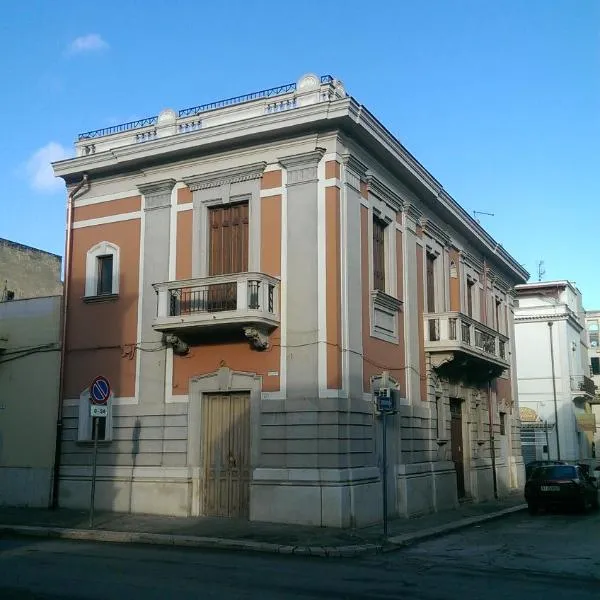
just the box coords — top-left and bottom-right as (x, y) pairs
(473, 210), (494, 224)
(537, 260), (545, 282)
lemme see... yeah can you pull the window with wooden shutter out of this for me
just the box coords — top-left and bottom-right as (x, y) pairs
(207, 202), (249, 311)
(426, 252), (436, 313)
(373, 217), (386, 292)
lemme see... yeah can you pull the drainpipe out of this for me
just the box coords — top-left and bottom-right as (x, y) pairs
(488, 379), (498, 499)
(51, 173), (89, 509)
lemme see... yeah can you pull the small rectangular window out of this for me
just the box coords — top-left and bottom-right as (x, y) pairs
(499, 412), (506, 436)
(592, 357), (600, 375)
(97, 255), (113, 296)
(373, 217), (386, 292)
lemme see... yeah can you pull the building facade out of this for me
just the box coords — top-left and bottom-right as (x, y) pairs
(52, 74), (527, 527)
(514, 282), (597, 466)
(0, 241), (62, 506)
(584, 310), (600, 451)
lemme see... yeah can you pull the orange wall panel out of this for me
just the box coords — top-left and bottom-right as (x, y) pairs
(178, 186), (192, 205)
(325, 161), (341, 180)
(361, 206), (406, 395)
(449, 248), (461, 312)
(261, 170), (282, 190)
(173, 337), (280, 394)
(65, 219), (140, 398)
(176, 210), (193, 280)
(260, 195), (281, 277)
(73, 196), (141, 222)
(416, 244), (426, 401)
(326, 186), (341, 389)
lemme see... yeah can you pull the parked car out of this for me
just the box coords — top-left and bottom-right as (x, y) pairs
(525, 460), (566, 481)
(525, 464), (599, 514)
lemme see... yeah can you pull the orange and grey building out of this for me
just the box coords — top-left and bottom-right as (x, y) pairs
(52, 74), (528, 526)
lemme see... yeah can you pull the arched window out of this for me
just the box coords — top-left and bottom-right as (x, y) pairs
(85, 242), (120, 298)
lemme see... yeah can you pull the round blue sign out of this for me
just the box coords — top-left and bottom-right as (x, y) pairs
(90, 376), (111, 405)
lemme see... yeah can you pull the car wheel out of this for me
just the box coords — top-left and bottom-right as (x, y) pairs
(528, 503), (539, 515)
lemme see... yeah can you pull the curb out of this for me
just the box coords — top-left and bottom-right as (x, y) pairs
(384, 504), (527, 551)
(0, 504), (526, 558)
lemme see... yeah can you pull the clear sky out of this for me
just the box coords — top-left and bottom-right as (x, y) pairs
(1, 1), (598, 304)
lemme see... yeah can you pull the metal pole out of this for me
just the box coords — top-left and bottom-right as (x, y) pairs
(89, 417), (99, 528)
(487, 381), (498, 500)
(548, 321), (561, 460)
(382, 411), (388, 538)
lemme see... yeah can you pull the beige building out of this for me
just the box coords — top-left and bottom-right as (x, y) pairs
(0, 242), (62, 506)
(52, 73), (528, 526)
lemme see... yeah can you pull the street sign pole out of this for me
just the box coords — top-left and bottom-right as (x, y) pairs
(381, 409), (388, 538)
(89, 416), (99, 528)
(88, 375), (111, 530)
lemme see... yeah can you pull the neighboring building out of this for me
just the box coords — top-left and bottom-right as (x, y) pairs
(52, 73), (528, 527)
(0, 238), (62, 301)
(514, 281), (597, 466)
(0, 241), (62, 506)
(584, 310), (600, 451)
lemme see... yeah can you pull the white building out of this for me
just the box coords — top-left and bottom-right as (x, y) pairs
(514, 281), (596, 465)
(584, 310), (600, 451)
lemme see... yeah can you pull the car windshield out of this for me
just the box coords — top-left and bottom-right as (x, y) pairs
(534, 465), (577, 480)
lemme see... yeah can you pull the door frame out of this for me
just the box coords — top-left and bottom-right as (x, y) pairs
(188, 366), (261, 517)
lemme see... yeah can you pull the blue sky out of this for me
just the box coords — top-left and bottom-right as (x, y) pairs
(1, 1), (598, 304)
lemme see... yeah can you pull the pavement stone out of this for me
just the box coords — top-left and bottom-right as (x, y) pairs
(0, 492), (526, 557)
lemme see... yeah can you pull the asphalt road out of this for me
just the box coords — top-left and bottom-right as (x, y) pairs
(1, 508), (599, 599)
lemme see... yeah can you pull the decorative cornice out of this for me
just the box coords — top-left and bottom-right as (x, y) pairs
(183, 162), (267, 191)
(341, 153), (368, 177)
(278, 148), (326, 169)
(463, 250), (484, 273)
(365, 173), (403, 212)
(137, 178), (176, 196)
(404, 202), (423, 223)
(137, 178), (176, 211)
(419, 217), (451, 246)
(371, 289), (403, 312)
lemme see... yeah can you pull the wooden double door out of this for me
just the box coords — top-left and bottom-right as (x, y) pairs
(450, 398), (466, 499)
(202, 392), (251, 518)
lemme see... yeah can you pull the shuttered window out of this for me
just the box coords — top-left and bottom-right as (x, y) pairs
(373, 217), (386, 292)
(426, 252), (436, 313)
(209, 202), (249, 275)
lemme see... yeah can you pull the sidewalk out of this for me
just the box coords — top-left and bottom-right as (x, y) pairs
(0, 493), (526, 557)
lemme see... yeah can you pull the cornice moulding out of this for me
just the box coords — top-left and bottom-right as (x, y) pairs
(278, 148), (326, 169)
(420, 217), (450, 246)
(137, 178), (177, 196)
(182, 162), (267, 191)
(366, 173), (403, 212)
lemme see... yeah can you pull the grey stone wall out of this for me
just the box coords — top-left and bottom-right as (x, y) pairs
(0, 239), (62, 300)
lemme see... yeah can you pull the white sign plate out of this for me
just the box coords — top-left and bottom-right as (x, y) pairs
(90, 405), (108, 418)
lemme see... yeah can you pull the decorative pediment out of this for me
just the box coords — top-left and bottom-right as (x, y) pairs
(183, 162), (267, 191)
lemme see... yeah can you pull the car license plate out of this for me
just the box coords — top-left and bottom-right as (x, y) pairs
(541, 486), (560, 492)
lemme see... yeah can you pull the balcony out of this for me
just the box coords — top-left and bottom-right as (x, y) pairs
(424, 312), (510, 383)
(153, 273), (280, 348)
(570, 375), (599, 404)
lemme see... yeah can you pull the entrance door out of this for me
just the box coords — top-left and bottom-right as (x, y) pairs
(450, 398), (465, 498)
(202, 392), (251, 518)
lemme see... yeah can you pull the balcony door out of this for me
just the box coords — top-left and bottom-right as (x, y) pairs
(207, 202), (249, 311)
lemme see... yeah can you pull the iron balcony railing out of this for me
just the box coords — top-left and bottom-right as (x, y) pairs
(570, 375), (596, 397)
(78, 75), (335, 140)
(152, 272), (280, 332)
(424, 311), (509, 365)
